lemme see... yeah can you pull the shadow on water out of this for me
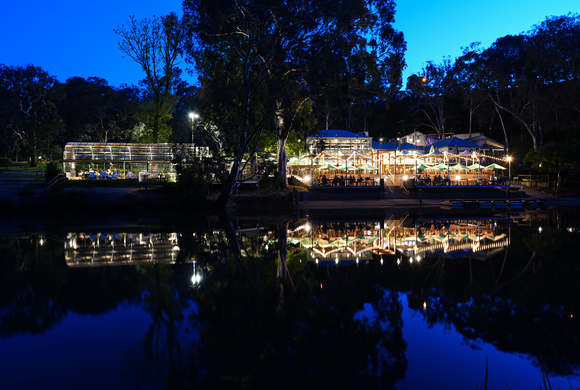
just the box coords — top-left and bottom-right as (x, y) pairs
(0, 207), (579, 388)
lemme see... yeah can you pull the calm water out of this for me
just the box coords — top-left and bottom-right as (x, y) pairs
(1, 207), (579, 389)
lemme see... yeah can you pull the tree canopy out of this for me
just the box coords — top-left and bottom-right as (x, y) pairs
(183, 0), (405, 205)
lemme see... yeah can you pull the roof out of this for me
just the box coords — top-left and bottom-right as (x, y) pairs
(398, 142), (424, 151)
(465, 135), (505, 150)
(430, 137), (479, 149)
(309, 130), (371, 139)
(372, 140), (398, 151)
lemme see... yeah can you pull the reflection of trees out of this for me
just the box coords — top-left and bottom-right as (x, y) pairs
(405, 226), (580, 376)
(186, 214), (407, 388)
(0, 234), (68, 335)
(124, 263), (196, 389)
(0, 233), (152, 335)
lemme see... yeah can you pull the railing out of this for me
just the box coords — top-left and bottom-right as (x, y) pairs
(516, 174), (549, 188)
(46, 173), (67, 190)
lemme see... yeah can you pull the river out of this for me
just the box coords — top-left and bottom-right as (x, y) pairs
(0, 206), (579, 389)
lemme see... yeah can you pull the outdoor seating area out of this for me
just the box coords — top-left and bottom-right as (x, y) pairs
(316, 174), (378, 187)
(288, 147), (510, 189)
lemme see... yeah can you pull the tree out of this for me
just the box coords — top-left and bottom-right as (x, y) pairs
(406, 60), (453, 139)
(472, 15), (580, 150)
(0, 64), (64, 165)
(184, 0), (405, 198)
(60, 77), (140, 142)
(523, 140), (580, 194)
(184, 0), (282, 207)
(115, 13), (186, 143)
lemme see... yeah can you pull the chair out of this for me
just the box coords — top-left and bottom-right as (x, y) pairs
(111, 171), (119, 179)
(89, 171), (96, 180)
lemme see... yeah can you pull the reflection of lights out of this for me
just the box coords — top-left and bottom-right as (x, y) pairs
(380, 258), (383, 265)
(39, 238), (44, 246)
(335, 258), (339, 264)
(320, 283), (323, 289)
(191, 261), (202, 286)
(397, 259), (401, 266)
(423, 301), (427, 310)
(538, 227), (543, 233)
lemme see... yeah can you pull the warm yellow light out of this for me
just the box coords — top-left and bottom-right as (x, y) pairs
(455, 175), (461, 181)
(507, 156), (512, 162)
(423, 301), (427, 310)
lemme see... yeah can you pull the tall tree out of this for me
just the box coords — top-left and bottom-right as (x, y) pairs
(406, 60), (454, 139)
(184, 0), (405, 197)
(115, 13), (186, 143)
(60, 77), (140, 142)
(0, 64), (64, 165)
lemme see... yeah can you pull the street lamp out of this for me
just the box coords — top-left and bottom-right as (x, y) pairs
(379, 137), (383, 177)
(189, 112), (200, 144)
(507, 156), (512, 185)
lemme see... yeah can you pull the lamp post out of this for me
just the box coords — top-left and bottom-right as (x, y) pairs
(507, 156), (512, 185)
(379, 137), (383, 177)
(189, 112), (199, 144)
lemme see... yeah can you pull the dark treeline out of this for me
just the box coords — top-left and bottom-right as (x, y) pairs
(1, 6), (579, 192)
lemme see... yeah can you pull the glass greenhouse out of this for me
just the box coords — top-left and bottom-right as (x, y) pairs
(62, 142), (209, 180)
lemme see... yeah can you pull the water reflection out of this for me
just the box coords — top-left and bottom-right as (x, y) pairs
(65, 232), (181, 266)
(0, 208), (579, 389)
(289, 215), (511, 265)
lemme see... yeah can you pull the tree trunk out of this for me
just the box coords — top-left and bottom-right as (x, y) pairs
(276, 219), (294, 310)
(215, 158), (241, 209)
(276, 137), (288, 189)
(494, 104), (509, 153)
(152, 113), (160, 143)
(275, 104), (289, 189)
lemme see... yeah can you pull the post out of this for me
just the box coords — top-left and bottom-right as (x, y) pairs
(507, 156), (512, 186)
(189, 112), (199, 144)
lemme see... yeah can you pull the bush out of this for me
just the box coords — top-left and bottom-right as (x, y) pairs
(44, 161), (62, 184)
(0, 156), (12, 168)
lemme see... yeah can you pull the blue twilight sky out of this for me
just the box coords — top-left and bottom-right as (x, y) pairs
(1, 0), (579, 89)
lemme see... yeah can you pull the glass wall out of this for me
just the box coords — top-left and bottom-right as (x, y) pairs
(62, 142), (209, 180)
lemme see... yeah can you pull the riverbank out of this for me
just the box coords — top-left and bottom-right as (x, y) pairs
(2, 175), (580, 220)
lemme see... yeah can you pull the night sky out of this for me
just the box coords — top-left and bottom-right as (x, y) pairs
(1, 0), (578, 88)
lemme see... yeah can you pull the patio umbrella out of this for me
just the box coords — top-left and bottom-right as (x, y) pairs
(347, 150), (370, 159)
(412, 163), (430, 170)
(358, 163), (378, 170)
(428, 163), (448, 170)
(468, 163), (485, 170)
(337, 164), (356, 170)
(485, 163), (507, 170)
(317, 164), (337, 170)
(450, 163), (468, 170)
